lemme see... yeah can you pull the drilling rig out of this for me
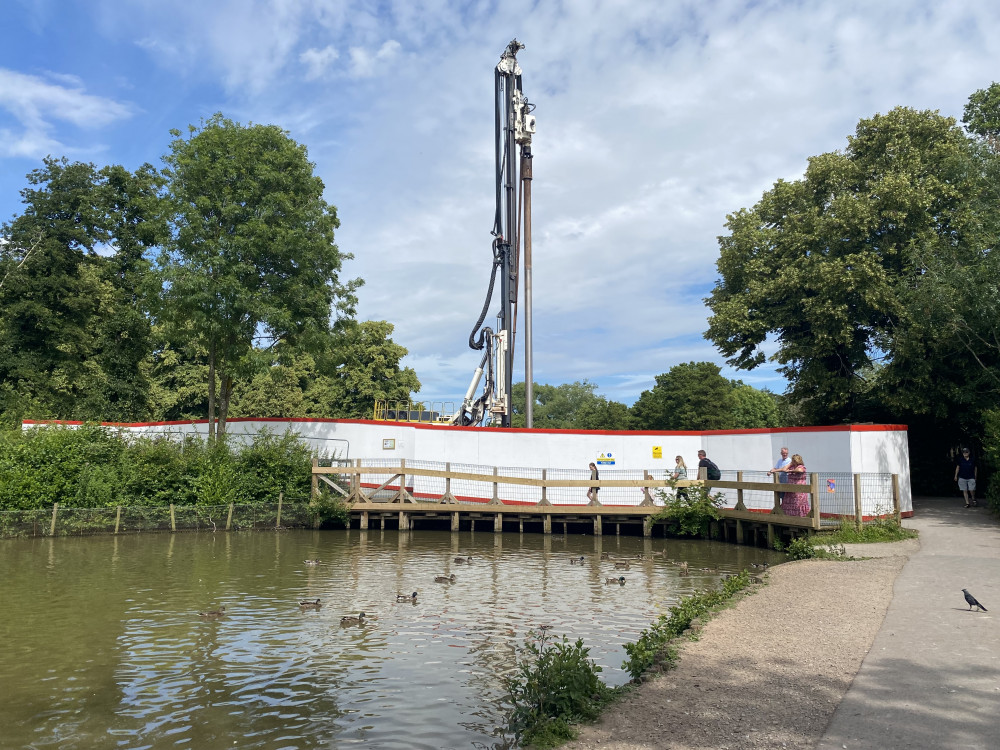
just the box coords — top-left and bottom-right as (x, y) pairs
(450, 39), (536, 427)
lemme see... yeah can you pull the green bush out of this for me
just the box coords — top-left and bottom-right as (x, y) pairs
(652, 483), (724, 536)
(504, 630), (611, 748)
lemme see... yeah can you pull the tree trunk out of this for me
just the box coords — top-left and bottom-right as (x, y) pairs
(218, 372), (232, 438)
(207, 339), (217, 442)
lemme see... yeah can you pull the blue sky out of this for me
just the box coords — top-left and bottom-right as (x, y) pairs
(2, 0), (998, 407)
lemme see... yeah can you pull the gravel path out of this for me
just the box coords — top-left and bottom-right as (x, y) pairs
(562, 547), (912, 750)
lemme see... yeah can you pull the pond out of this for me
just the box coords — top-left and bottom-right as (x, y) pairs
(0, 529), (781, 749)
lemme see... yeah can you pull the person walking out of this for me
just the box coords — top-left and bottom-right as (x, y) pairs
(767, 446), (791, 504)
(782, 453), (811, 517)
(587, 462), (599, 503)
(696, 450), (721, 480)
(954, 448), (978, 507)
(671, 456), (688, 500)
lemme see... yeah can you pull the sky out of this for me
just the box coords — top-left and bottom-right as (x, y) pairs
(2, 0), (998, 409)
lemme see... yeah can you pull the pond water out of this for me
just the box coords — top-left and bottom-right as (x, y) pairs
(0, 529), (781, 749)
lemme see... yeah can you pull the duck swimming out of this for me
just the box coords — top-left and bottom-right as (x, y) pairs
(570, 555), (585, 565)
(340, 612), (366, 625)
(613, 561), (630, 570)
(198, 606), (226, 618)
(605, 576), (626, 585)
(454, 556), (472, 563)
(299, 598), (321, 609)
(304, 559), (321, 566)
(434, 574), (457, 583)
(396, 591), (418, 602)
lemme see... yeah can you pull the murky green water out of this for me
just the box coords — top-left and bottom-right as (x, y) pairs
(0, 529), (780, 749)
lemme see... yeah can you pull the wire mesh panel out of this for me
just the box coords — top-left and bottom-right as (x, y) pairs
(0, 508), (54, 537)
(447, 462), (495, 504)
(403, 459), (448, 501)
(499, 465), (544, 505)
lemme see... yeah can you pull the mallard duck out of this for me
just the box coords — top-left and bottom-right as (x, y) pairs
(613, 561), (630, 570)
(396, 591), (418, 602)
(678, 562), (690, 576)
(304, 559), (321, 566)
(340, 611), (366, 625)
(570, 555), (585, 565)
(299, 598), (321, 609)
(198, 605), (226, 618)
(454, 556), (472, 563)
(599, 552), (611, 560)
(434, 574), (457, 583)
(605, 576), (626, 585)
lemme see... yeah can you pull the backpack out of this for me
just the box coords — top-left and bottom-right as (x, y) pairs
(705, 460), (721, 481)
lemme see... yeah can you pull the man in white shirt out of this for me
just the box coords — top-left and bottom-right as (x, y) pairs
(767, 447), (791, 501)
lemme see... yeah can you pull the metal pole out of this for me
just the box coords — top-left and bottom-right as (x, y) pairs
(502, 69), (518, 427)
(522, 145), (534, 428)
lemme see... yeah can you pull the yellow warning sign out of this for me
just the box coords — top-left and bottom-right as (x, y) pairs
(652, 446), (663, 459)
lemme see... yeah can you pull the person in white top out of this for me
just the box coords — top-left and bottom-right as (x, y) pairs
(766, 446), (791, 502)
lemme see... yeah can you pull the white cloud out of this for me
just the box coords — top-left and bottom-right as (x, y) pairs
(300, 45), (340, 80)
(0, 68), (132, 158)
(348, 40), (401, 78)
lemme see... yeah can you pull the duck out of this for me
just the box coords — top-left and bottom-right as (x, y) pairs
(605, 576), (626, 585)
(678, 562), (690, 576)
(304, 559), (321, 566)
(454, 556), (472, 563)
(570, 555), (585, 565)
(599, 552), (611, 560)
(613, 561), (630, 570)
(396, 591), (418, 602)
(198, 606), (226, 618)
(434, 574), (457, 583)
(340, 612), (366, 625)
(299, 598), (322, 609)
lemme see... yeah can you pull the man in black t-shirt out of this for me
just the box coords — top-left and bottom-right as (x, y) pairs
(954, 448), (978, 507)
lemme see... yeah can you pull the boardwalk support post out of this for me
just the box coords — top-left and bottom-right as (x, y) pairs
(853, 473), (863, 530)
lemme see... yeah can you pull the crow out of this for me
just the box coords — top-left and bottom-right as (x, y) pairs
(962, 589), (988, 612)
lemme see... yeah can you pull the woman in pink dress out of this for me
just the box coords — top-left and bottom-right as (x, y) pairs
(782, 454), (811, 517)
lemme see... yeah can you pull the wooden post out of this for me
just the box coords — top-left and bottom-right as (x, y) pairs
(276, 491), (284, 529)
(767, 523), (775, 549)
(640, 470), (654, 506)
(398, 511), (410, 531)
(594, 514), (603, 536)
(311, 457), (319, 499)
(451, 512), (460, 531)
(170, 503), (176, 532)
(735, 519), (744, 544)
(489, 466), (503, 505)
(892, 473), (901, 526)
(441, 462), (457, 504)
(810, 471), (821, 530)
(519, 518), (524, 533)
(50, 502), (59, 536)
(114, 506), (122, 535)
(538, 469), (551, 505)
(853, 473), (863, 530)
(360, 511), (369, 530)
(543, 514), (552, 534)
(226, 502), (234, 531)
(643, 516), (653, 538)
(735, 470), (747, 511)
(771, 471), (784, 515)
(494, 513), (502, 533)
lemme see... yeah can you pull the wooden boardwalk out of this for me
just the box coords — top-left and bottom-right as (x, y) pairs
(312, 461), (901, 545)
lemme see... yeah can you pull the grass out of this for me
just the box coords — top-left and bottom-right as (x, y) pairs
(815, 518), (918, 545)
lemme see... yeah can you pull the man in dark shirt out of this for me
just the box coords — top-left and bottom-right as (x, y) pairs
(954, 448), (977, 507)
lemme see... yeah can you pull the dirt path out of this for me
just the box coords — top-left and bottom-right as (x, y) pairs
(562, 547), (912, 750)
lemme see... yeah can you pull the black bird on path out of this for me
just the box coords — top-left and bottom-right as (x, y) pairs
(962, 589), (988, 611)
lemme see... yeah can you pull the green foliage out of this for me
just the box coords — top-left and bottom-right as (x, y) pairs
(503, 629), (611, 748)
(818, 517), (917, 544)
(706, 104), (999, 425)
(783, 536), (819, 560)
(623, 571), (753, 679)
(730, 384), (782, 429)
(312, 489), (350, 526)
(652, 484), (724, 536)
(510, 380), (630, 430)
(0, 426), (314, 511)
(631, 362), (735, 430)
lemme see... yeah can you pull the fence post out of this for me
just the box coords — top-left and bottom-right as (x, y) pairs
(810, 472), (821, 530)
(538, 469), (551, 506)
(311, 456), (319, 500)
(114, 505), (122, 535)
(641, 470), (654, 506)
(735, 471), (747, 511)
(892, 473), (901, 526)
(50, 502), (59, 536)
(276, 491), (283, 529)
(853, 474), (863, 530)
(226, 502), (234, 531)
(170, 503), (176, 532)
(489, 466), (503, 505)
(441, 461), (457, 504)
(771, 472), (784, 515)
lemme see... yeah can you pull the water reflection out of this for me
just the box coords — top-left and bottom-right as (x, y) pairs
(0, 530), (780, 749)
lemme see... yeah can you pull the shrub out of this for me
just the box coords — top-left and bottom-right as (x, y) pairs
(652, 482), (724, 536)
(504, 630), (611, 748)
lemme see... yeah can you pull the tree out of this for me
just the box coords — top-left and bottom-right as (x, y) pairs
(729, 384), (781, 429)
(510, 381), (627, 429)
(630, 362), (736, 430)
(706, 106), (993, 424)
(159, 114), (360, 439)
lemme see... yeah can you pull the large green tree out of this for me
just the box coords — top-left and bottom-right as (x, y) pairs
(510, 381), (629, 429)
(705, 106), (995, 424)
(159, 114), (360, 438)
(630, 362), (736, 430)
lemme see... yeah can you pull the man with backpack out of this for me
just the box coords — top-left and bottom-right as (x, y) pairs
(697, 450), (722, 481)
